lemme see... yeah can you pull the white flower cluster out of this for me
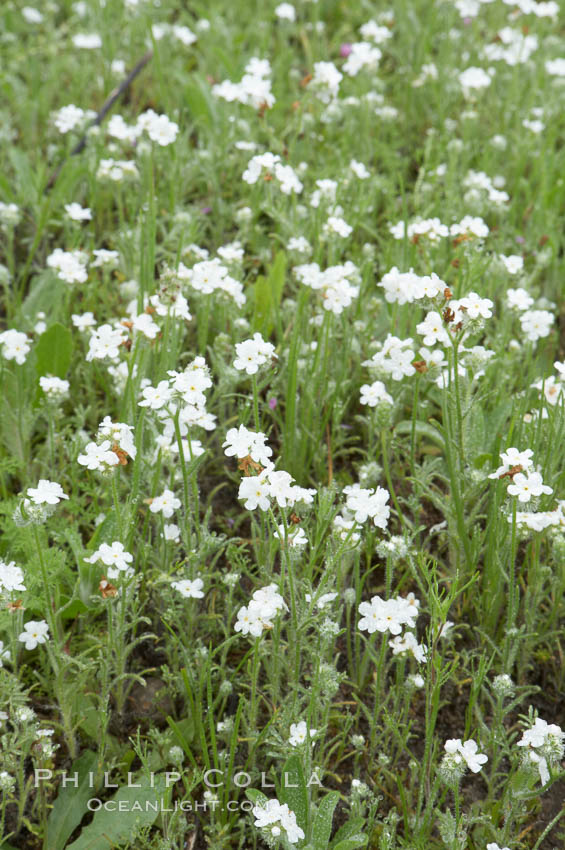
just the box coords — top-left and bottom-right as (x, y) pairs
(378, 267), (445, 305)
(151, 22), (197, 46)
(86, 323), (128, 362)
(293, 261), (360, 315)
(489, 447), (553, 504)
(176, 257), (246, 307)
(107, 109), (179, 146)
(0, 560), (26, 599)
(78, 417), (136, 473)
(85, 541), (134, 579)
(0, 201), (21, 228)
(47, 248), (89, 284)
(0, 329), (31, 365)
(234, 584), (287, 637)
(363, 335), (417, 381)
(53, 104), (95, 134)
(242, 152), (303, 195)
(440, 738), (488, 780)
(233, 333), (277, 375)
(139, 357), (215, 465)
(389, 215), (489, 241)
(213, 58), (275, 109)
(463, 170), (509, 207)
(308, 61), (343, 103)
(358, 592), (426, 662)
(482, 28), (538, 66)
(224, 424), (315, 512)
(252, 797), (305, 844)
(517, 716), (565, 785)
(96, 158), (139, 182)
(344, 483), (391, 529)
(343, 42), (382, 76)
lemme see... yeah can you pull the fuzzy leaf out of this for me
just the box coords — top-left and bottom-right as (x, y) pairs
(279, 753), (308, 831)
(312, 791), (340, 850)
(46, 750), (98, 850)
(66, 773), (167, 850)
(35, 323), (73, 379)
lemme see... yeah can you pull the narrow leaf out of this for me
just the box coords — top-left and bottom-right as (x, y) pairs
(313, 791), (340, 850)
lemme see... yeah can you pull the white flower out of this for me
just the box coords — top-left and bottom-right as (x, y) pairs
(360, 381), (393, 407)
(275, 2), (296, 21)
(86, 324), (127, 361)
(350, 159), (370, 179)
(233, 333), (277, 375)
(358, 595), (418, 635)
(0, 330), (31, 364)
(85, 542), (133, 571)
(146, 114), (179, 146)
(444, 738), (488, 773)
(53, 104), (86, 134)
(77, 440), (120, 471)
(22, 7), (43, 23)
(324, 215), (353, 238)
(171, 578), (205, 599)
(499, 254), (523, 275)
(65, 203), (92, 222)
(27, 480), (68, 505)
(545, 58), (565, 76)
(39, 376), (70, 400)
(18, 621), (50, 650)
(488, 447), (534, 479)
(309, 61), (342, 103)
(459, 292), (493, 320)
(345, 485), (390, 529)
(91, 249), (119, 269)
(252, 799), (305, 844)
(459, 66), (492, 96)
(417, 312), (449, 346)
(389, 631), (427, 663)
(150, 489), (181, 518)
(289, 721), (317, 746)
(343, 42), (382, 76)
(234, 604), (265, 637)
(520, 310), (554, 342)
(72, 312), (96, 331)
(163, 524), (180, 542)
(0, 641), (10, 667)
(72, 33), (102, 49)
(47, 248), (89, 284)
(507, 472), (552, 503)
(0, 561), (26, 593)
(278, 525), (308, 547)
(138, 380), (173, 410)
(97, 417), (136, 460)
(238, 470), (272, 511)
(507, 288), (533, 311)
(223, 425), (272, 466)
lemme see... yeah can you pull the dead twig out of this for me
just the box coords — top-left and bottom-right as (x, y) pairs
(45, 49), (153, 192)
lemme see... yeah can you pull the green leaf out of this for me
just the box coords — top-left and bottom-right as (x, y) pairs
(35, 323), (73, 379)
(46, 750), (98, 850)
(332, 835), (368, 850)
(279, 754), (308, 831)
(245, 788), (269, 807)
(185, 76), (215, 127)
(66, 773), (167, 850)
(252, 250), (287, 337)
(312, 791), (340, 850)
(331, 817), (366, 846)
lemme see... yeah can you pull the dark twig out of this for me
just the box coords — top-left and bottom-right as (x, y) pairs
(45, 49), (153, 192)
